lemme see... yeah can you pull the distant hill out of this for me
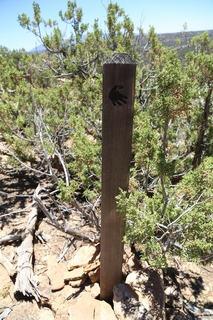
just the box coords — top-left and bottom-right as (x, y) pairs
(157, 29), (213, 48)
(137, 29), (213, 48)
(137, 29), (213, 60)
(28, 44), (46, 54)
(28, 30), (213, 54)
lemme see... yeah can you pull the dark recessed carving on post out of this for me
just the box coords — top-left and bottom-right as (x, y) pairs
(109, 85), (127, 106)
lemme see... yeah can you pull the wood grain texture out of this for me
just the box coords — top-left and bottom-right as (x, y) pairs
(100, 53), (136, 302)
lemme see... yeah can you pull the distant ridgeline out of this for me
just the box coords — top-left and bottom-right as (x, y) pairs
(136, 29), (213, 49)
(136, 29), (213, 60)
(156, 29), (213, 48)
(28, 30), (213, 54)
(28, 44), (46, 54)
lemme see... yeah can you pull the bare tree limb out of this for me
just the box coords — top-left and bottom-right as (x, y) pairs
(0, 251), (16, 277)
(14, 186), (40, 301)
(34, 184), (99, 242)
(0, 145), (58, 182)
(168, 192), (211, 228)
(155, 192), (212, 253)
(0, 234), (22, 245)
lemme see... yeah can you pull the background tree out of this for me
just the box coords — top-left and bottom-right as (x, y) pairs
(117, 28), (213, 267)
(0, 1), (213, 267)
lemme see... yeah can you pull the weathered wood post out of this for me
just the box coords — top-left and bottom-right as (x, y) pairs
(100, 53), (136, 302)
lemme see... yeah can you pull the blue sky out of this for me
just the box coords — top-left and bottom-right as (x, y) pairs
(1, 0), (213, 52)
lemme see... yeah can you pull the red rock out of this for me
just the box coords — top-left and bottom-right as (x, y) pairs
(67, 245), (98, 271)
(84, 260), (100, 272)
(88, 267), (100, 283)
(68, 292), (116, 320)
(64, 267), (85, 281)
(69, 273), (88, 288)
(113, 283), (154, 320)
(46, 263), (67, 291)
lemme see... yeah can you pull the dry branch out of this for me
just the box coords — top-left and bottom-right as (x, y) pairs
(0, 234), (22, 245)
(34, 184), (99, 243)
(0, 250), (15, 277)
(14, 187), (40, 301)
(12, 181), (99, 302)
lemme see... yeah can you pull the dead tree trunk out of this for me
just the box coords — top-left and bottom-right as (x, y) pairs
(14, 187), (40, 301)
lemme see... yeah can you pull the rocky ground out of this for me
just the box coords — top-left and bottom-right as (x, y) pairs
(0, 170), (213, 320)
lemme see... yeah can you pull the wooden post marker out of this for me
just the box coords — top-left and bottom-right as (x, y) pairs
(100, 53), (136, 302)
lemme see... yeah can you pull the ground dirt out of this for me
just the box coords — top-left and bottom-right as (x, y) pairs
(0, 170), (98, 319)
(0, 170), (213, 320)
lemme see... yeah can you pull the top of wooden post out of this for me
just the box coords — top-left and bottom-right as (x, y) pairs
(104, 53), (136, 65)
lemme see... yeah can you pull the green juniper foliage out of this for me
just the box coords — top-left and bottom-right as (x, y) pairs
(0, 1), (213, 267)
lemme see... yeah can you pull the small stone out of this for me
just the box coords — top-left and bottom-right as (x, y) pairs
(37, 274), (52, 305)
(69, 273), (88, 288)
(68, 292), (117, 320)
(64, 267), (85, 281)
(122, 245), (142, 275)
(182, 286), (196, 303)
(165, 286), (178, 297)
(90, 283), (100, 298)
(68, 245), (98, 271)
(88, 267), (100, 283)
(113, 283), (153, 320)
(46, 263), (67, 291)
(84, 260), (100, 273)
(126, 270), (149, 288)
(6, 300), (55, 320)
(95, 299), (117, 320)
(125, 269), (165, 319)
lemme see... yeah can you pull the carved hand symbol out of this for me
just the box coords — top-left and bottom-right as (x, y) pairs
(109, 85), (127, 106)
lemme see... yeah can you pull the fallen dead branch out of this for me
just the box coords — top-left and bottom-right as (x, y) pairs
(56, 238), (74, 263)
(0, 250), (16, 277)
(0, 234), (22, 245)
(14, 186), (40, 301)
(4, 181), (99, 301)
(34, 184), (100, 243)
